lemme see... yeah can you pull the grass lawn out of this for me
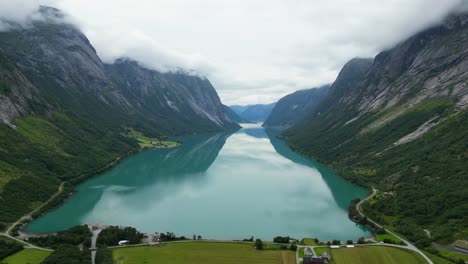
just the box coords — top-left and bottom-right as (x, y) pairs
(375, 234), (402, 244)
(308, 246), (427, 264)
(298, 247), (304, 258)
(113, 242), (295, 264)
(432, 246), (468, 262)
(126, 129), (179, 148)
(302, 238), (319, 246)
(422, 250), (455, 264)
(1, 249), (51, 264)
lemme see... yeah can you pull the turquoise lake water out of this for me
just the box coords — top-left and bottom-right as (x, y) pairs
(26, 124), (370, 240)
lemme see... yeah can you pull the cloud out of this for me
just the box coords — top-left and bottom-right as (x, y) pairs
(3, 0), (467, 104)
(0, 0), (41, 30)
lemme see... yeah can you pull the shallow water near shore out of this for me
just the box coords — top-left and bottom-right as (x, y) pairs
(26, 124), (370, 240)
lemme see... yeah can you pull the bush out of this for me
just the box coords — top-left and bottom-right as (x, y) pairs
(290, 243), (297, 251)
(28, 225), (92, 249)
(0, 238), (23, 260)
(273, 236), (290, 244)
(383, 238), (395, 244)
(95, 247), (113, 264)
(42, 244), (91, 264)
(255, 239), (264, 250)
(332, 240), (341, 245)
(159, 232), (187, 242)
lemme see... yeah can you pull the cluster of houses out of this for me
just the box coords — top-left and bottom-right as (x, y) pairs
(302, 247), (331, 264)
(302, 245), (356, 264)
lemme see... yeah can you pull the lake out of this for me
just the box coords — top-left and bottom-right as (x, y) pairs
(26, 124), (370, 241)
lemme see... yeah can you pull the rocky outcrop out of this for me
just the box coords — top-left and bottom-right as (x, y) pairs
(263, 84), (330, 128)
(343, 14), (468, 114)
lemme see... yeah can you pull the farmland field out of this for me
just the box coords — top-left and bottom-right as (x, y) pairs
(113, 242), (295, 264)
(309, 246), (427, 264)
(1, 249), (51, 264)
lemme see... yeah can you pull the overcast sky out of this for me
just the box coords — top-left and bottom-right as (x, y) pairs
(1, 0), (466, 105)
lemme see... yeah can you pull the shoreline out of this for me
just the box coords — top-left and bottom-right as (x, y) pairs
(17, 129), (368, 242)
(18, 142), (183, 237)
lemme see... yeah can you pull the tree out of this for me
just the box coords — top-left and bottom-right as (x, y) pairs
(290, 243), (297, 251)
(255, 239), (264, 250)
(332, 240), (341, 245)
(359, 216), (368, 226)
(346, 240), (353, 245)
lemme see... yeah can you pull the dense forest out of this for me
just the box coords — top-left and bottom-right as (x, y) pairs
(285, 99), (468, 244)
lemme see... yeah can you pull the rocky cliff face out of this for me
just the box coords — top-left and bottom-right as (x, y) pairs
(105, 59), (239, 134)
(284, 13), (468, 243)
(0, 7), (237, 135)
(263, 84), (330, 128)
(223, 105), (251, 124)
(341, 14), (468, 114)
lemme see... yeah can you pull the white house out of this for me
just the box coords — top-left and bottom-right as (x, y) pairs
(118, 240), (130, 246)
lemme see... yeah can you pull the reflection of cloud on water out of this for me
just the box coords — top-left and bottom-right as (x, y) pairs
(221, 133), (290, 166)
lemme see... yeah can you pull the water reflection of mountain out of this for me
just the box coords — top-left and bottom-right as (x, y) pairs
(238, 126), (267, 138)
(92, 131), (234, 187)
(26, 131), (234, 233)
(264, 129), (368, 211)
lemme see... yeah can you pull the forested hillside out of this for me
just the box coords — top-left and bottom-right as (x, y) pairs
(283, 13), (468, 244)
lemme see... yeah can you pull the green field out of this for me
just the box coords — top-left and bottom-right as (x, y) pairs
(1, 249), (51, 264)
(422, 250), (456, 264)
(432, 246), (468, 262)
(375, 234), (402, 244)
(309, 246), (427, 264)
(302, 238), (319, 246)
(113, 242), (295, 264)
(126, 129), (179, 148)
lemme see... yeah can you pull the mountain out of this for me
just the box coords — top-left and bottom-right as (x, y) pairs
(283, 13), (468, 244)
(0, 7), (237, 225)
(229, 103), (276, 122)
(263, 84), (331, 128)
(222, 105), (251, 124)
(104, 59), (239, 134)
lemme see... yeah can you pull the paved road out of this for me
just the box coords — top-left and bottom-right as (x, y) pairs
(355, 187), (433, 264)
(0, 182), (64, 252)
(90, 228), (103, 264)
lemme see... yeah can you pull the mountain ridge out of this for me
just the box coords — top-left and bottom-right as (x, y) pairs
(263, 84), (331, 128)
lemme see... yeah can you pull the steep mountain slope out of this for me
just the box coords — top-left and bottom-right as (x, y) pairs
(222, 105), (251, 124)
(284, 13), (468, 244)
(105, 59), (239, 134)
(0, 7), (236, 225)
(263, 84), (330, 128)
(230, 103), (276, 122)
